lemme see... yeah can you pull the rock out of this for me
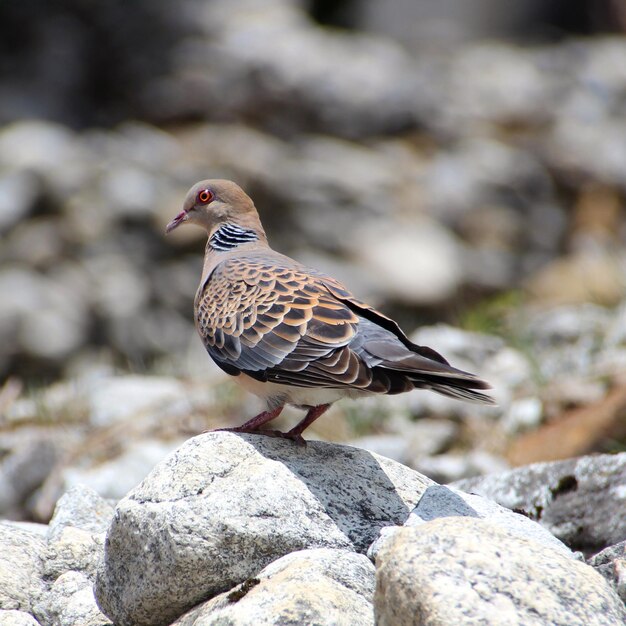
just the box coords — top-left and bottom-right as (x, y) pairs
(0, 523), (46, 613)
(174, 548), (375, 626)
(193, 1), (421, 138)
(507, 385), (626, 465)
(4, 217), (64, 267)
(408, 325), (528, 407)
(411, 485), (573, 556)
(604, 300), (626, 348)
(549, 109), (626, 191)
(501, 396), (543, 434)
(454, 453), (626, 553)
(414, 450), (509, 484)
(525, 250), (626, 307)
(520, 303), (611, 381)
(47, 485), (115, 543)
(33, 571), (112, 626)
(83, 375), (189, 427)
(369, 484), (572, 561)
(0, 268), (44, 366)
(352, 218), (463, 305)
(442, 43), (557, 127)
(346, 434), (408, 464)
(0, 171), (39, 233)
(95, 433), (433, 626)
(1, 522), (48, 538)
(60, 438), (185, 502)
(0, 121), (77, 175)
(351, 418), (457, 466)
(43, 485), (112, 583)
(5, 269), (89, 362)
(375, 518), (626, 626)
(83, 257), (150, 324)
(588, 541), (626, 603)
(0, 611), (41, 626)
(0, 435), (60, 519)
(44, 526), (105, 584)
(357, 0), (554, 51)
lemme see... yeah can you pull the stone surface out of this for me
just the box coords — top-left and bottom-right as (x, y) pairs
(60, 438), (183, 503)
(174, 549), (375, 626)
(413, 485), (572, 555)
(0, 524), (46, 613)
(375, 518), (626, 626)
(33, 571), (112, 626)
(588, 541), (626, 603)
(414, 450), (509, 484)
(44, 526), (105, 583)
(0, 611), (41, 626)
(0, 435), (60, 519)
(454, 452), (626, 553)
(350, 418), (457, 466)
(368, 484), (573, 561)
(352, 219), (462, 305)
(197, 0), (421, 138)
(84, 376), (189, 427)
(47, 485), (115, 543)
(95, 432), (433, 626)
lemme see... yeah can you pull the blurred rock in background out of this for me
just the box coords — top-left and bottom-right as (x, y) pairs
(0, 0), (626, 520)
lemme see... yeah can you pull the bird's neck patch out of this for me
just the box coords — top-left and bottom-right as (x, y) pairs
(209, 223), (259, 251)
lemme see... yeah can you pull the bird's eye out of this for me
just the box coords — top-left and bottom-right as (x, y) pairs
(197, 189), (213, 204)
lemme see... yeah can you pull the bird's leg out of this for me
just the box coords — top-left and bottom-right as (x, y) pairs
(214, 405), (284, 434)
(285, 404), (331, 441)
(214, 404), (331, 446)
(235, 405), (285, 431)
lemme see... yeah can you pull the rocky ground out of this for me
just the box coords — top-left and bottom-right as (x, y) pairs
(0, 436), (624, 626)
(1, 0), (626, 623)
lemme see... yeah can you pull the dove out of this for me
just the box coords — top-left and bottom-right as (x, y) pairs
(166, 180), (494, 443)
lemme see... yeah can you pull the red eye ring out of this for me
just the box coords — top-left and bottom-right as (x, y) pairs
(197, 189), (213, 204)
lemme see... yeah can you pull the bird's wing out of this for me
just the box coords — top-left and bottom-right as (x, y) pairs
(319, 275), (455, 366)
(196, 257), (494, 402)
(195, 257), (375, 389)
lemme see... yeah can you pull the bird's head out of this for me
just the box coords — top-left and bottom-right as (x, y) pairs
(165, 179), (264, 237)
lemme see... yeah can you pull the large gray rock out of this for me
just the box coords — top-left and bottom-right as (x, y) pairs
(95, 433), (433, 626)
(173, 548), (375, 626)
(0, 524), (46, 613)
(375, 518), (626, 626)
(369, 485), (574, 561)
(454, 453), (626, 553)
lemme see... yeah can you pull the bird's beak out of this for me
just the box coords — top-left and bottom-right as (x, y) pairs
(165, 210), (188, 234)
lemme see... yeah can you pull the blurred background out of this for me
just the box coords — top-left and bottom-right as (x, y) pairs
(1, 0), (625, 521)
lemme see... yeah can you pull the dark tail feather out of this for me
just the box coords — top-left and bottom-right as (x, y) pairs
(407, 372), (496, 405)
(425, 381), (496, 405)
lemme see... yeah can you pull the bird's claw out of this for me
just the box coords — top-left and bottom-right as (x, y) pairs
(210, 426), (307, 446)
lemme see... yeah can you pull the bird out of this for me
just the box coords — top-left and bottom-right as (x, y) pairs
(166, 179), (494, 443)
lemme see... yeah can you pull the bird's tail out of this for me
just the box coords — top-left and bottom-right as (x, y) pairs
(406, 370), (496, 405)
(420, 380), (495, 404)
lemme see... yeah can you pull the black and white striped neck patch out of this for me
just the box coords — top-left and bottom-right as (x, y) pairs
(209, 223), (259, 251)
